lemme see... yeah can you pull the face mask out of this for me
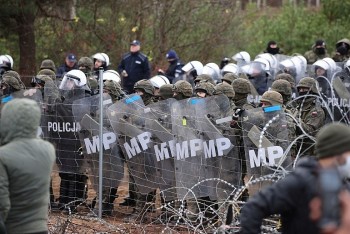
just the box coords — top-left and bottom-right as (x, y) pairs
(315, 47), (326, 55)
(338, 157), (350, 178)
(267, 47), (280, 55)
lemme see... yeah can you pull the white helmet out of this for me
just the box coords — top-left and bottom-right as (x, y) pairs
(59, 69), (87, 90)
(313, 58), (337, 72)
(232, 51), (251, 63)
(150, 75), (170, 89)
(222, 63), (238, 75)
(92, 53), (110, 66)
(255, 53), (278, 71)
(103, 70), (121, 83)
(203, 62), (221, 82)
(254, 57), (271, 72)
(0, 54), (13, 69)
(182, 61), (203, 76)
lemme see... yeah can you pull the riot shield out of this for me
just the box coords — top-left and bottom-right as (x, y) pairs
(46, 88), (87, 174)
(107, 94), (160, 194)
(143, 98), (177, 202)
(241, 107), (293, 194)
(193, 95), (241, 201)
(72, 94), (124, 194)
(171, 97), (207, 199)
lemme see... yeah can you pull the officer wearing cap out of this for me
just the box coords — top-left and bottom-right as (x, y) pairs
(240, 123), (350, 234)
(118, 40), (151, 94)
(56, 53), (78, 78)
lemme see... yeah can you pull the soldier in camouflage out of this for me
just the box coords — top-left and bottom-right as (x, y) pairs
(221, 73), (239, 85)
(232, 78), (255, 110)
(0, 71), (24, 104)
(194, 80), (215, 98)
(133, 79), (155, 106)
(271, 79), (293, 109)
(214, 82), (236, 109)
(193, 74), (215, 86)
(291, 77), (326, 157)
(103, 80), (124, 103)
(78, 57), (98, 95)
(172, 80), (193, 100)
(159, 84), (174, 100)
(332, 38), (350, 62)
(40, 59), (56, 73)
(304, 39), (330, 64)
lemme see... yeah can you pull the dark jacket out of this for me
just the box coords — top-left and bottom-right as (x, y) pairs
(56, 63), (78, 78)
(118, 52), (150, 94)
(165, 59), (184, 83)
(240, 157), (319, 234)
(0, 98), (56, 233)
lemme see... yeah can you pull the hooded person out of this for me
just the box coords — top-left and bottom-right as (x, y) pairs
(0, 98), (56, 233)
(240, 123), (350, 234)
(304, 39), (330, 64)
(158, 49), (184, 83)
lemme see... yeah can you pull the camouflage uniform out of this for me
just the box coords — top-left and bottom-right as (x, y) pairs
(214, 82), (236, 110)
(78, 57), (98, 94)
(271, 79), (293, 109)
(304, 40), (330, 64)
(331, 38), (350, 62)
(291, 77), (326, 156)
(103, 80), (124, 103)
(133, 79), (154, 106)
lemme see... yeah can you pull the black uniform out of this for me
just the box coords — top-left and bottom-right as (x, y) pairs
(118, 52), (150, 94)
(164, 59), (184, 83)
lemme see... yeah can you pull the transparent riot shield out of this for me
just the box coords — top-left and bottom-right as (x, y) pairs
(46, 88), (87, 174)
(72, 93), (124, 194)
(193, 95), (242, 201)
(328, 71), (350, 123)
(143, 98), (177, 202)
(107, 94), (160, 194)
(171, 97), (206, 199)
(241, 106), (293, 194)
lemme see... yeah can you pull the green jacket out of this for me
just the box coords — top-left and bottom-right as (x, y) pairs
(0, 98), (56, 233)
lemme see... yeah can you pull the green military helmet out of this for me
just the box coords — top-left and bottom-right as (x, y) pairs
(194, 81), (215, 96)
(159, 84), (174, 100)
(232, 78), (251, 94)
(37, 69), (56, 81)
(214, 82), (235, 98)
(172, 80), (193, 97)
(194, 74), (215, 85)
(78, 57), (94, 71)
(2, 70), (24, 89)
(275, 73), (295, 88)
(297, 77), (318, 93)
(40, 59), (56, 72)
(134, 79), (154, 95)
(1, 74), (22, 90)
(271, 79), (292, 96)
(104, 80), (124, 100)
(260, 90), (283, 106)
(36, 74), (52, 83)
(222, 73), (239, 85)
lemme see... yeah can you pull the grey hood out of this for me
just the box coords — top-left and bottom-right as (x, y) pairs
(0, 98), (41, 145)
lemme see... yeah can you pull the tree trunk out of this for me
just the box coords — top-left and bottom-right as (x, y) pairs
(15, 7), (36, 86)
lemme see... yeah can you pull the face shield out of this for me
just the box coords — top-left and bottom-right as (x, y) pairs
(59, 74), (81, 90)
(203, 63), (221, 83)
